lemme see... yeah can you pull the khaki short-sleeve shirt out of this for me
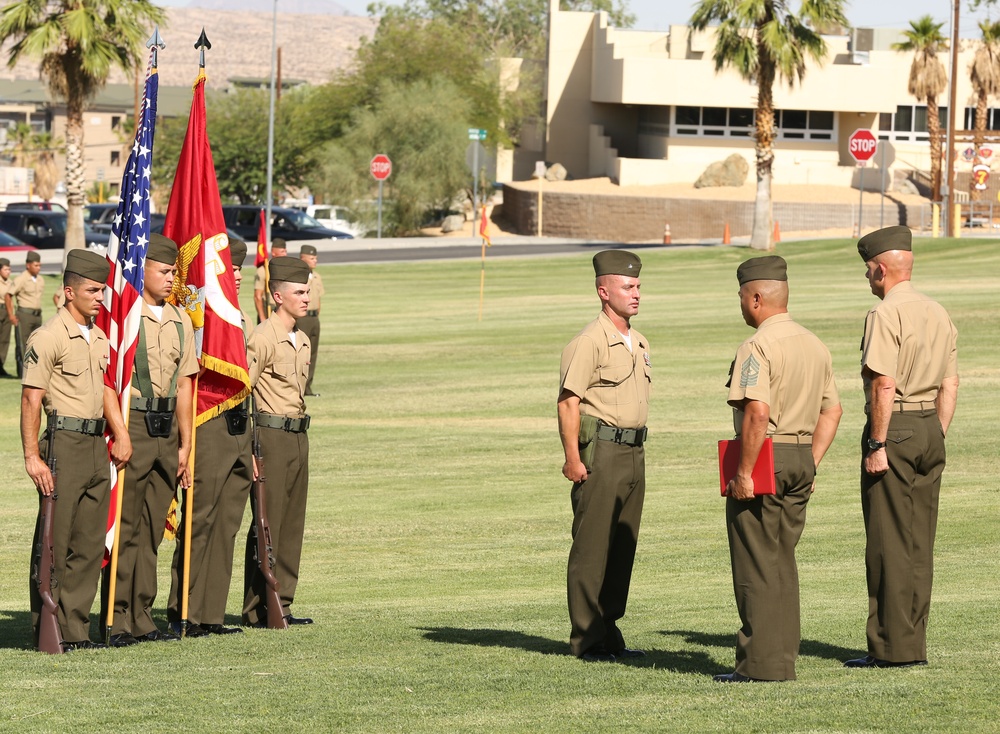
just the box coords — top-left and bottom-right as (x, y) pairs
(0, 274), (11, 301)
(560, 311), (651, 429)
(21, 308), (109, 419)
(861, 281), (958, 403)
(129, 302), (198, 399)
(10, 271), (44, 309)
(248, 316), (310, 417)
(727, 313), (839, 436)
(308, 271), (324, 312)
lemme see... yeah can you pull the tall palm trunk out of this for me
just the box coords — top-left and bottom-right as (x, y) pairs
(927, 95), (942, 202)
(971, 91), (988, 201)
(64, 93), (86, 255)
(751, 53), (776, 251)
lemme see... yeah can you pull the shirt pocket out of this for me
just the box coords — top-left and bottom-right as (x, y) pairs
(60, 359), (87, 377)
(269, 361), (294, 380)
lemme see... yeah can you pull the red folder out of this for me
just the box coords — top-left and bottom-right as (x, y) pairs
(718, 438), (776, 496)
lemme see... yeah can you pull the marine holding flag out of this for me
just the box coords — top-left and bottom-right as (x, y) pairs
(161, 63), (251, 634)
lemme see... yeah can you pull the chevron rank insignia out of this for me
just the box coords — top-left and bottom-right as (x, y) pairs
(739, 354), (760, 388)
(23, 346), (39, 366)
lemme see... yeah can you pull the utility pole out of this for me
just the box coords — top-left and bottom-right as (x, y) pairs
(944, 0), (960, 237)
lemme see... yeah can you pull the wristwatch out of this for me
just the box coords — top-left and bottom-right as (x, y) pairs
(867, 438), (886, 452)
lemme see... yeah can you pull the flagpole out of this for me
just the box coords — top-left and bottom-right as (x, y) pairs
(264, 0), (278, 248)
(180, 374), (198, 638)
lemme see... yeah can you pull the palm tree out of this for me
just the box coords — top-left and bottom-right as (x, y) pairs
(0, 1), (164, 252)
(690, 0), (847, 251)
(893, 16), (949, 203)
(969, 20), (1000, 200)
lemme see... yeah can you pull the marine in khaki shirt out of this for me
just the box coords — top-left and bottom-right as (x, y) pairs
(296, 243), (323, 395)
(20, 250), (131, 650)
(716, 256), (841, 684)
(558, 250), (650, 661)
(0, 257), (12, 376)
(253, 238), (287, 323)
(107, 234), (198, 645)
(846, 226), (959, 670)
(244, 256), (314, 627)
(6, 252), (45, 375)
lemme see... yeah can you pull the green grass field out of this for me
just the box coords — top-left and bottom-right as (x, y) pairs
(0, 238), (997, 732)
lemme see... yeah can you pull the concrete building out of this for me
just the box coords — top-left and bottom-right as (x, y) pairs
(544, 1), (998, 190)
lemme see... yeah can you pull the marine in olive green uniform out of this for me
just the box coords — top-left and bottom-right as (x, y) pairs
(106, 234), (198, 645)
(0, 257), (12, 377)
(167, 238), (253, 637)
(715, 256), (842, 683)
(558, 250), (650, 661)
(20, 250), (132, 651)
(845, 226), (959, 669)
(243, 256), (313, 626)
(6, 251), (45, 377)
(253, 238), (287, 323)
(296, 244), (323, 396)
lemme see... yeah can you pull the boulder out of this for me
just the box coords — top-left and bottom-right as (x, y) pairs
(694, 154), (749, 188)
(441, 214), (466, 233)
(545, 162), (568, 182)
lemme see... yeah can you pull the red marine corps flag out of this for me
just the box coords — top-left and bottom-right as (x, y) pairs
(163, 39), (250, 424)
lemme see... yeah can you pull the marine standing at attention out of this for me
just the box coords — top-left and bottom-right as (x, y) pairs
(6, 250), (45, 377)
(845, 225), (958, 670)
(20, 250), (131, 651)
(296, 244), (323, 397)
(244, 256), (314, 627)
(714, 255), (841, 683)
(106, 234), (198, 646)
(253, 237), (287, 324)
(167, 238), (254, 637)
(0, 257), (13, 378)
(558, 250), (651, 662)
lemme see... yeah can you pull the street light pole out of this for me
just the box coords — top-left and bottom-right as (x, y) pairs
(265, 0), (278, 246)
(944, 0), (960, 237)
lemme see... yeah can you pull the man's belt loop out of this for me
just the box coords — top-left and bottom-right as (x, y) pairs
(255, 412), (311, 433)
(48, 415), (107, 436)
(595, 423), (647, 447)
(129, 396), (177, 413)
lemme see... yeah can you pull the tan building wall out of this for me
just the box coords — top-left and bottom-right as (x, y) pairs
(545, 5), (993, 190)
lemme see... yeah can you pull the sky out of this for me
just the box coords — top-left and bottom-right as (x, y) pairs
(157, 1), (1000, 37)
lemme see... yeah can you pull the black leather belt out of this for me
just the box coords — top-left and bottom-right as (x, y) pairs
(130, 396), (177, 412)
(256, 412), (310, 433)
(18, 307), (42, 316)
(48, 415), (106, 436)
(596, 424), (647, 446)
(305, 310), (319, 317)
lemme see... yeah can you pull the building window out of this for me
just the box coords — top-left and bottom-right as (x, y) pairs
(110, 150), (120, 166)
(878, 105), (949, 142)
(111, 115), (122, 131)
(671, 106), (834, 140)
(962, 107), (1000, 130)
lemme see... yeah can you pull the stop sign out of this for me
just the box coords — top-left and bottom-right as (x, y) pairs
(370, 154), (392, 181)
(849, 129), (878, 163)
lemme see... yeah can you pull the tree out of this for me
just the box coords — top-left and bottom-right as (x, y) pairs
(690, 0), (847, 251)
(893, 16), (949, 204)
(311, 77), (471, 236)
(153, 87), (316, 205)
(0, 0), (164, 252)
(969, 20), (1000, 200)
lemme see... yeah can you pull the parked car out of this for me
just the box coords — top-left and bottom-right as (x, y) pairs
(84, 203), (119, 231)
(0, 210), (110, 250)
(305, 204), (365, 238)
(0, 228), (37, 254)
(5, 201), (67, 213)
(222, 205), (353, 242)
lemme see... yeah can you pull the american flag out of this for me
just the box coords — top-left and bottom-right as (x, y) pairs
(97, 52), (158, 558)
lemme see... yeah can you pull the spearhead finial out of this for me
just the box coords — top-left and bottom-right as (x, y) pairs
(195, 28), (211, 69)
(146, 26), (165, 68)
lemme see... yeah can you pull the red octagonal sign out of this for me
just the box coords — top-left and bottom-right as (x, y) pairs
(849, 129), (878, 163)
(370, 153), (392, 181)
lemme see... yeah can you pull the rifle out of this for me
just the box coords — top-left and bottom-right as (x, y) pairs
(250, 400), (289, 630)
(35, 415), (64, 654)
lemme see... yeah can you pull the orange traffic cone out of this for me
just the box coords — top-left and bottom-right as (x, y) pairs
(723, 222), (731, 245)
(773, 220), (781, 243)
(663, 222), (671, 244)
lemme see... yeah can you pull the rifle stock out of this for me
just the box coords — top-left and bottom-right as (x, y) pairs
(36, 419), (63, 654)
(251, 406), (288, 630)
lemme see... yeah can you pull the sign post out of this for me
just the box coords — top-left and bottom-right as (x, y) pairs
(849, 129), (878, 237)
(468, 128), (486, 223)
(370, 154), (392, 238)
